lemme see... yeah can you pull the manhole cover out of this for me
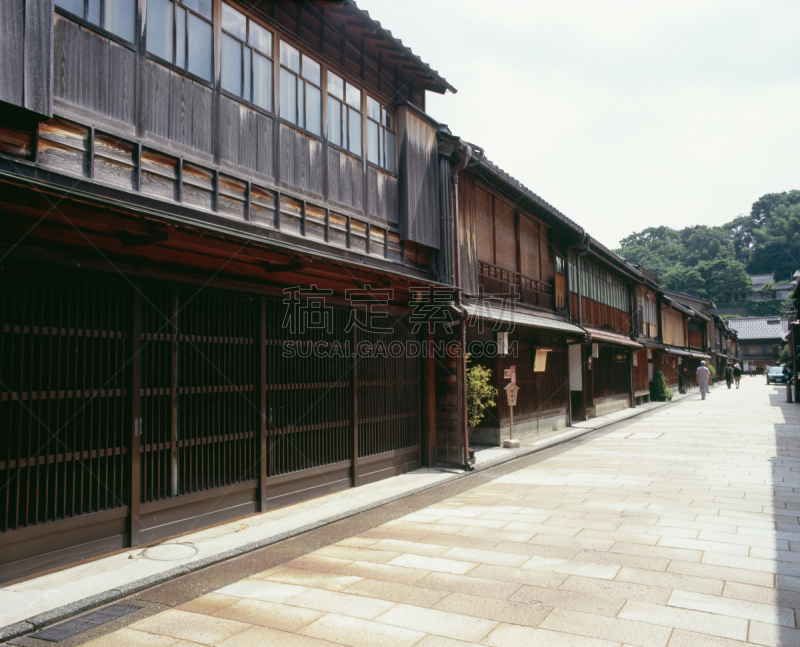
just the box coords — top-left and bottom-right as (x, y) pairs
(30, 605), (140, 642)
(141, 543), (197, 561)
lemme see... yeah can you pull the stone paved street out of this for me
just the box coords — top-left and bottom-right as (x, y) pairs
(77, 379), (800, 647)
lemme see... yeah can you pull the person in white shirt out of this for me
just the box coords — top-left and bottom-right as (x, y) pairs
(696, 361), (711, 400)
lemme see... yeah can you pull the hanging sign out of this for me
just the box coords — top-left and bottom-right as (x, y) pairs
(533, 349), (550, 373)
(505, 382), (520, 406)
(509, 365), (517, 384)
(633, 353), (638, 367)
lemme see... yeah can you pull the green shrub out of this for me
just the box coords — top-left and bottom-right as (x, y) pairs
(665, 388), (674, 401)
(466, 364), (498, 430)
(650, 371), (670, 402)
(708, 365), (716, 379)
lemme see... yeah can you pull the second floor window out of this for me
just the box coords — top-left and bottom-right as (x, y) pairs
(366, 97), (396, 173)
(55, 0), (135, 42)
(147, 0), (213, 82)
(327, 72), (361, 156)
(280, 42), (321, 136)
(220, 3), (272, 111)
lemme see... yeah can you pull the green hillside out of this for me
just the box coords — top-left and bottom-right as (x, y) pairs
(614, 190), (800, 305)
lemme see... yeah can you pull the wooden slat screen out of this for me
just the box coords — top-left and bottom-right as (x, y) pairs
(140, 285), (258, 503)
(661, 307), (685, 347)
(540, 227), (554, 283)
(494, 199), (516, 270)
(519, 217), (540, 280)
(0, 265), (131, 531)
(357, 312), (421, 458)
(475, 187), (494, 264)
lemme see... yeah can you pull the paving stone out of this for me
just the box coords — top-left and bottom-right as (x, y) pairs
(131, 609), (251, 645)
(373, 603), (497, 642)
(539, 607), (672, 647)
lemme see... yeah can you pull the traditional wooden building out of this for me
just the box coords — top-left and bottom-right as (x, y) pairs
(0, 0), (465, 582)
(629, 265), (661, 404)
(658, 289), (712, 388)
(567, 242), (641, 419)
(729, 317), (787, 373)
(439, 138), (585, 445)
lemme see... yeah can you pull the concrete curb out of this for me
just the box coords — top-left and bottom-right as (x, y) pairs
(1, 391), (696, 643)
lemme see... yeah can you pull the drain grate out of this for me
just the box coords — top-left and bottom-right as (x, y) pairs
(30, 605), (140, 642)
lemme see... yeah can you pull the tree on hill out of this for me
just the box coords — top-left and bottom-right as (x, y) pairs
(615, 190), (797, 301)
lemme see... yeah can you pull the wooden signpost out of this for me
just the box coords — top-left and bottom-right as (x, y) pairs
(503, 382), (521, 448)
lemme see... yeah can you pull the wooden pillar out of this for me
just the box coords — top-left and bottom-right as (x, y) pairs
(423, 329), (436, 467)
(259, 297), (268, 510)
(170, 289), (179, 497)
(352, 324), (359, 486)
(130, 289), (142, 547)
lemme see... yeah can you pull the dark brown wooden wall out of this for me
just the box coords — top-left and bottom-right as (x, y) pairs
(458, 172), (479, 296)
(592, 346), (631, 401)
(494, 345), (569, 423)
(398, 107), (440, 249)
(570, 294), (631, 334)
(632, 349), (649, 394)
(0, 0), (52, 117)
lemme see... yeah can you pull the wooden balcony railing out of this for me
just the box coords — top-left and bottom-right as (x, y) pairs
(478, 261), (555, 310)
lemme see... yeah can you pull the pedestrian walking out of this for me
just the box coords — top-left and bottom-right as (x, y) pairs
(696, 361), (710, 400)
(733, 363), (742, 389)
(724, 363), (734, 389)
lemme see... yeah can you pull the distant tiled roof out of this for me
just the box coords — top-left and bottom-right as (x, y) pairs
(749, 273), (775, 286)
(727, 317), (788, 340)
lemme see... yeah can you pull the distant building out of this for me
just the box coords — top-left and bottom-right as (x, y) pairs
(727, 317), (789, 371)
(746, 271), (799, 301)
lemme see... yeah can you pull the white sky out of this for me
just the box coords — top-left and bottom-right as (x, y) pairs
(357, 0), (800, 249)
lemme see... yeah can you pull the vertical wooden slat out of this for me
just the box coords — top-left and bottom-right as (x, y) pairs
(170, 289), (178, 497)
(352, 323), (358, 486)
(130, 289), (142, 545)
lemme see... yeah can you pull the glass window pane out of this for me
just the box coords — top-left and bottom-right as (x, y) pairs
(327, 72), (344, 99)
(55, 0), (85, 17)
(243, 47), (251, 100)
(384, 109), (395, 131)
(252, 52), (272, 110)
(306, 84), (321, 136)
(367, 121), (378, 165)
(367, 97), (380, 122)
(280, 41), (300, 73)
(104, 0), (135, 41)
(221, 2), (246, 40)
(280, 68), (297, 124)
(182, 0), (211, 20)
(187, 12), (212, 80)
(249, 22), (271, 56)
(301, 56), (320, 85)
(327, 97), (341, 146)
(348, 107), (361, 156)
(345, 82), (360, 109)
(297, 79), (305, 128)
(147, 0), (174, 62)
(175, 6), (186, 68)
(87, 0), (101, 24)
(220, 33), (242, 95)
(385, 130), (396, 173)
(342, 104), (347, 148)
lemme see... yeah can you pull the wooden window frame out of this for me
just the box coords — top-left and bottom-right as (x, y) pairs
(279, 39), (323, 139)
(220, 1), (274, 115)
(54, 1), (137, 49)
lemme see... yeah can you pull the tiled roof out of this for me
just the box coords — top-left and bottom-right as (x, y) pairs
(727, 317), (788, 340)
(749, 273), (775, 286)
(349, 2), (456, 94)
